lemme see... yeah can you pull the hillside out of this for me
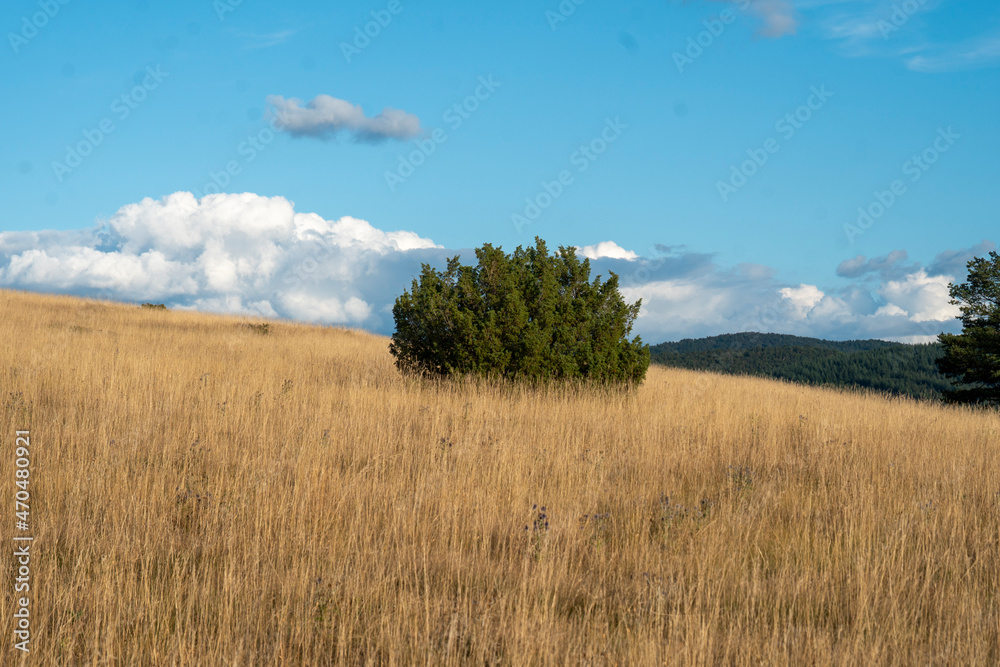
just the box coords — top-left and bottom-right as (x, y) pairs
(1, 290), (998, 664)
(650, 332), (953, 400)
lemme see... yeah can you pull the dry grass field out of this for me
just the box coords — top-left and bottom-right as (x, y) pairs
(1, 288), (998, 665)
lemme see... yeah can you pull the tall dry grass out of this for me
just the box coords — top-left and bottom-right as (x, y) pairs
(0, 288), (998, 665)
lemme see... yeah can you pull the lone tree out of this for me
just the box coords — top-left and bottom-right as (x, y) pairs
(390, 238), (650, 384)
(936, 250), (1000, 406)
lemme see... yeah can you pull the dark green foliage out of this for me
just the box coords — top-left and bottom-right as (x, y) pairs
(936, 251), (1000, 406)
(141, 303), (167, 310)
(390, 238), (650, 384)
(656, 332), (899, 354)
(650, 333), (955, 400)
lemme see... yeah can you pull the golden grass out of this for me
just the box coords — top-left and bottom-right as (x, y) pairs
(1, 288), (998, 665)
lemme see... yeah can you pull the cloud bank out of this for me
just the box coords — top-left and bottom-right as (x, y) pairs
(0, 192), (990, 344)
(0, 192), (442, 332)
(598, 241), (992, 343)
(266, 95), (421, 142)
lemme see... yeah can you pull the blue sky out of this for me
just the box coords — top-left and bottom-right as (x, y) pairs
(1, 0), (998, 343)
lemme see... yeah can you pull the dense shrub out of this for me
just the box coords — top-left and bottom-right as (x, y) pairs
(390, 238), (650, 384)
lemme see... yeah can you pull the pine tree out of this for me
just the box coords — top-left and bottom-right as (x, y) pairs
(936, 251), (1000, 406)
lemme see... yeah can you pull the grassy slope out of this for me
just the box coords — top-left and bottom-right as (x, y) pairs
(1, 290), (998, 664)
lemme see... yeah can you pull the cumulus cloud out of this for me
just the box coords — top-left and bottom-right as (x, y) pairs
(578, 241), (638, 261)
(0, 195), (987, 345)
(0, 192), (442, 330)
(779, 284), (825, 319)
(266, 95), (421, 142)
(877, 270), (956, 323)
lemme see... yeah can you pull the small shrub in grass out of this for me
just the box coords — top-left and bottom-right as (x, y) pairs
(241, 322), (270, 336)
(390, 237), (650, 385)
(141, 303), (167, 310)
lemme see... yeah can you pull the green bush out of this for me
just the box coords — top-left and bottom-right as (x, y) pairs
(389, 238), (650, 384)
(140, 303), (167, 310)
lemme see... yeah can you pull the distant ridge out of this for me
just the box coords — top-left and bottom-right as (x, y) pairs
(650, 332), (952, 400)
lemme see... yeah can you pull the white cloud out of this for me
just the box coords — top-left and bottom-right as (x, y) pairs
(280, 292), (372, 324)
(891, 334), (941, 344)
(578, 241), (638, 261)
(779, 284), (825, 319)
(877, 269), (957, 323)
(267, 95), (421, 142)
(621, 280), (735, 330)
(185, 295), (279, 319)
(0, 192), (441, 330)
(874, 303), (907, 318)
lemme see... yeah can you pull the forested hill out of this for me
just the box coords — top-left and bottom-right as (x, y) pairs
(649, 333), (953, 400)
